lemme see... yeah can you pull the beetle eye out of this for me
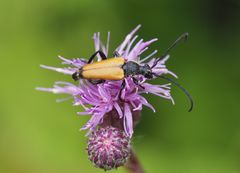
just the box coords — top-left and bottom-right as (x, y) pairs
(144, 64), (151, 69)
(144, 72), (152, 79)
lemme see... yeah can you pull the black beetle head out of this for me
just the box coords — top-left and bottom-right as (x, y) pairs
(140, 64), (153, 79)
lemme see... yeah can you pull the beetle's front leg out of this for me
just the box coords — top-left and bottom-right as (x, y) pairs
(113, 51), (120, 57)
(132, 77), (145, 89)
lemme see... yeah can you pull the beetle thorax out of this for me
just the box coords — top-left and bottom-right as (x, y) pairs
(122, 61), (153, 78)
(122, 61), (141, 77)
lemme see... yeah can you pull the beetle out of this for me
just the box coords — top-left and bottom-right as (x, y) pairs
(72, 33), (193, 112)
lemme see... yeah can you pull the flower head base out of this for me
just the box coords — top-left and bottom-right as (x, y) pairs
(37, 25), (176, 137)
(87, 126), (130, 170)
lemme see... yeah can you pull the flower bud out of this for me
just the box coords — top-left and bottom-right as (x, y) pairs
(87, 126), (131, 170)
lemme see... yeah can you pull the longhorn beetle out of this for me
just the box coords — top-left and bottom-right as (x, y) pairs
(72, 33), (193, 112)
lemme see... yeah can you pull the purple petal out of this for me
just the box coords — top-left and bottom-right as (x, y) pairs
(98, 87), (111, 101)
(113, 102), (123, 118)
(139, 96), (156, 112)
(40, 64), (75, 75)
(123, 35), (138, 57)
(81, 112), (105, 131)
(140, 50), (158, 63)
(116, 25), (141, 55)
(123, 103), (133, 137)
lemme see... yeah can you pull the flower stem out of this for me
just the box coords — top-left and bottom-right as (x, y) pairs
(125, 149), (145, 173)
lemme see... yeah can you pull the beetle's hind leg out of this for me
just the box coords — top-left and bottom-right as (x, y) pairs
(88, 79), (105, 85)
(88, 50), (107, 64)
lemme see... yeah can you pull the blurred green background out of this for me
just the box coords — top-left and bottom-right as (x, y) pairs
(0, 0), (240, 172)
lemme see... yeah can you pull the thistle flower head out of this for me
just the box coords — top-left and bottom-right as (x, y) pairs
(37, 25), (176, 137)
(87, 126), (130, 170)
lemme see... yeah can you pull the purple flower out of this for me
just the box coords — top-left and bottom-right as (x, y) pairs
(37, 25), (176, 137)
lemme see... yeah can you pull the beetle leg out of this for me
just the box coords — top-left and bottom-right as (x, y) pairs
(88, 50), (107, 64)
(88, 79), (105, 85)
(132, 77), (145, 89)
(113, 51), (120, 57)
(118, 80), (126, 101)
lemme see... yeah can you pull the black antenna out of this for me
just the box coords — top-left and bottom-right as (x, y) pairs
(153, 74), (193, 112)
(151, 32), (189, 68)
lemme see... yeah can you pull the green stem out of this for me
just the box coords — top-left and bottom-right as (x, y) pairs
(125, 149), (145, 173)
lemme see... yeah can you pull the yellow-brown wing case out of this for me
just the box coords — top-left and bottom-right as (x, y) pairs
(81, 57), (125, 80)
